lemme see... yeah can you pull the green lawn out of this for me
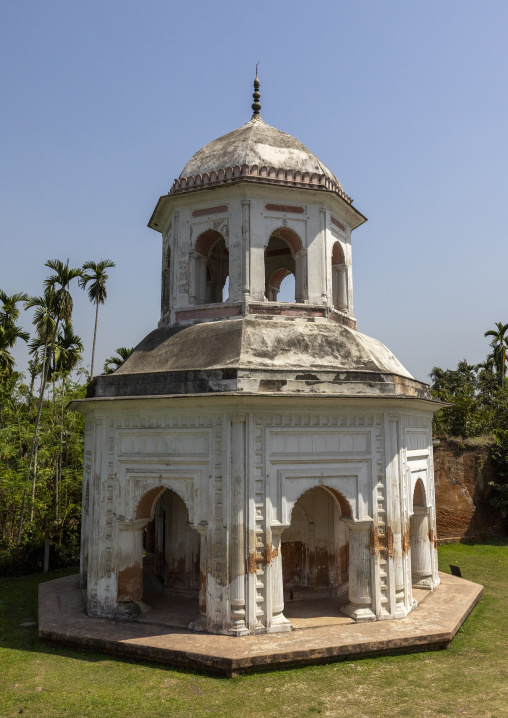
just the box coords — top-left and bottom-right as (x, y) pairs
(0, 543), (507, 718)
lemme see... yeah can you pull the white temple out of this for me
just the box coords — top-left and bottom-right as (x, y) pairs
(74, 77), (440, 636)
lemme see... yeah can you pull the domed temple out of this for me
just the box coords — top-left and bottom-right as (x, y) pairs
(75, 78), (441, 635)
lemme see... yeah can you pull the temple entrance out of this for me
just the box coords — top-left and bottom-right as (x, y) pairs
(142, 489), (200, 628)
(281, 486), (351, 628)
(410, 478), (433, 589)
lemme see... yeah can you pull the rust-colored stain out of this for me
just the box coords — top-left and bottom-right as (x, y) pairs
(192, 205), (228, 218)
(402, 525), (410, 554)
(370, 526), (387, 555)
(246, 552), (257, 574)
(428, 528), (437, 548)
(386, 526), (394, 558)
(281, 540), (305, 585)
(246, 543), (279, 574)
(117, 562), (142, 602)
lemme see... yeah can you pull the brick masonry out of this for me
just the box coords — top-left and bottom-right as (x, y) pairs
(433, 437), (505, 540)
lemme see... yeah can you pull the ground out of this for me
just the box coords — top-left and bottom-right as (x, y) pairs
(0, 542), (507, 718)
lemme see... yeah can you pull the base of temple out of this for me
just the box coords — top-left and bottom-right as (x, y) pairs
(39, 572), (483, 677)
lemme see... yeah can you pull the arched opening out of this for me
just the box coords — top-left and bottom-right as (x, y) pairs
(194, 229), (229, 304)
(264, 228), (304, 302)
(331, 241), (347, 311)
(281, 486), (351, 627)
(161, 247), (171, 316)
(409, 478), (433, 589)
(140, 488), (200, 627)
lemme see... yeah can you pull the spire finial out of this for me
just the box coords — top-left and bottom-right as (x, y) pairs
(251, 64), (261, 119)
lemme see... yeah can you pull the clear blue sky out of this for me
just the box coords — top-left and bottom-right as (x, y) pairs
(1, 0), (507, 382)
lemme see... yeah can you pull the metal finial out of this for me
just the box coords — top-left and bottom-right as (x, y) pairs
(251, 65), (261, 118)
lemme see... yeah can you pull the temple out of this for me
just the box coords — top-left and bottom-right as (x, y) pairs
(74, 77), (441, 635)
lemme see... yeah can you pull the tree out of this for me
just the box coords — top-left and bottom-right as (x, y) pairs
(78, 259), (115, 379)
(25, 260), (82, 520)
(484, 322), (508, 386)
(103, 347), (134, 374)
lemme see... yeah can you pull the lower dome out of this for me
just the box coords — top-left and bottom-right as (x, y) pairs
(88, 316), (430, 400)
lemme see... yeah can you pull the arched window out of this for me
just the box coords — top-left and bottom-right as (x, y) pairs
(331, 241), (347, 311)
(194, 230), (229, 304)
(161, 247), (171, 316)
(264, 228), (304, 302)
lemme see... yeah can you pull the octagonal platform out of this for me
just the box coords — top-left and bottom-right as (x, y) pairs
(38, 572), (482, 677)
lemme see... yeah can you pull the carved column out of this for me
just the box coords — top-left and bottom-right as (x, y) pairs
(410, 507), (433, 588)
(188, 521), (208, 631)
(342, 519), (376, 621)
(338, 266), (348, 311)
(294, 248), (308, 303)
(228, 414), (249, 635)
(319, 207), (327, 301)
(241, 200), (251, 299)
(115, 518), (150, 613)
(266, 524), (292, 633)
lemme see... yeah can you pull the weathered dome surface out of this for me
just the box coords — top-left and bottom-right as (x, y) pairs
(90, 317), (430, 400)
(179, 117), (342, 189)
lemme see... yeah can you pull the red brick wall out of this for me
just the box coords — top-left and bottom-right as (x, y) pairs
(433, 438), (505, 541)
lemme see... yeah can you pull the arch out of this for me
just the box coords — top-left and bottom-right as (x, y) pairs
(161, 246), (171, 316)
(281, 485), (350, 600)
(409, 480), (433, 588)
(287, 483), (353, 524)
(264, 227), (304, 302)
(135, 483), (194, 522)
(331, 240), (347, 312)
(193, 229), (229, 304)
(413, 477), (426, 508)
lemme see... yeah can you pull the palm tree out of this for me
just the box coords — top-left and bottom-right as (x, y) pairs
(103, 346), (134, 374)
(484, 322), (508, 386)
(52, 321), (83, 521)
(79, 259), (115, 379)
(25, 260), (82, 521)
(0, 290), (29, 329)
(53, 321), (84, 376)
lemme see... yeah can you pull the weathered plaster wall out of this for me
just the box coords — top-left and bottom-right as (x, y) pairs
(433, 438), (505, 540)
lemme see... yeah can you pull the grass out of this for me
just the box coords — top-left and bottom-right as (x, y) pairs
(0, 542), (507, 718)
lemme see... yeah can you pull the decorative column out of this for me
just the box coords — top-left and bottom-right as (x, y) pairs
(294, 248), (308, 302)
(338, 266), (348, 311)
(241, 200), (251, 299)
(188, 521), (208, 632)
(266, 524), (292, 633)
(115, 518), (150, 614)
(228, 414), (249, 635)
(410, 507), (433, 588)
(342, 519), (376, 621)
(319, 208), (327, 301)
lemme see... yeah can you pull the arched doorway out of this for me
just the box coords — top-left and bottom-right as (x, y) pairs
(409, 479), (433, 589)
(281, 486), (350, 625)
(194, 229), (229, 304)
(264, 228), (305, 302)
(141, 489), (201, 627)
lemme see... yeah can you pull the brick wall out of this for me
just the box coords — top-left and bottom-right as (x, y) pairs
(433, 437), (505, 541)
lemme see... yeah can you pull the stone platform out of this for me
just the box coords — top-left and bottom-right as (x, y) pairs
(38, 573), (482, 677)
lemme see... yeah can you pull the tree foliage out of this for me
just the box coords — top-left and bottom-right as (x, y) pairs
(431, 323), (508, 524)
(0, 257), (119, 574)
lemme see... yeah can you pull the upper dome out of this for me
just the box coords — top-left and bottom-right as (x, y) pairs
(179, 117), (344, 191)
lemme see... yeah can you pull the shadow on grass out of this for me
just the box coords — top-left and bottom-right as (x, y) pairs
(0, 566), (210, 678)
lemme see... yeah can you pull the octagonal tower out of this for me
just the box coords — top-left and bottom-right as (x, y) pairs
(75, 78), (441, 636)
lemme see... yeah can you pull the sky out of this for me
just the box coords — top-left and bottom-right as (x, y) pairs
(1, 0), (507, 383)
